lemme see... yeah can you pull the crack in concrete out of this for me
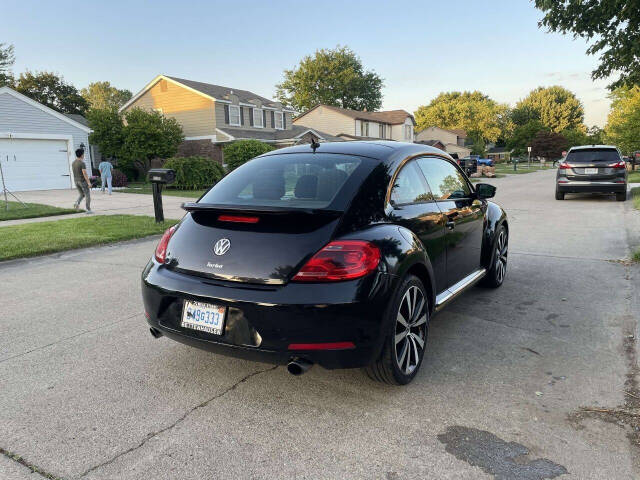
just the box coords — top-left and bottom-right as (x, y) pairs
(78, 364), (279, 478)
(0, 446), (63, 480)
(0, 312), (141, 364)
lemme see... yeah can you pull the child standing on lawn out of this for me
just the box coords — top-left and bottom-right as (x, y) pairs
(98, 159), (114, 194)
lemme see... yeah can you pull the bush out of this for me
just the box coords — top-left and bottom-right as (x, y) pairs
(223, 140), (275, 171)
(112, 169), (128, 187)
(163, 156), (225, 190)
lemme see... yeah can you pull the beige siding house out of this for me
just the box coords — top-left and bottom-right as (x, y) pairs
(293, 104), (416, 143)
(415, 126), (472, 158)
(120, 75), (337, 163)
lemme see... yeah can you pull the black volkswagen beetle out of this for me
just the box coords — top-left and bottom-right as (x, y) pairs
(142, 141), (508, 385)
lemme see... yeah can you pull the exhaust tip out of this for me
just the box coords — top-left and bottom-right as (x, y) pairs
(149, 327), (163, 339)
(287, 358), (313, 375)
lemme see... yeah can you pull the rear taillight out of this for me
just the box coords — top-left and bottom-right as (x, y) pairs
(609, 160), (626, 169)
(558, 162), (571, 169)
(292, 240), (380, 282)
(155, 225), (176, 263)
(218, 215), (260, 223)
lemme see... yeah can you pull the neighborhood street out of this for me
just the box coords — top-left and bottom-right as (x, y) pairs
(1, 169), (639, 479)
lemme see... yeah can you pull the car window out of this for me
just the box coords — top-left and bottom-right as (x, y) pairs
(200, 153), (365, 209)
(416, 157), (471, 201)
(390, 161), (434, 205)
(566, 148), (620, 163)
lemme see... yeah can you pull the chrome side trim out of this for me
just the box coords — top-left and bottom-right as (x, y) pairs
(435, 268), (486, 312)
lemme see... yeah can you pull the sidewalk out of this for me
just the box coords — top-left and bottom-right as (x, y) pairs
(1, 188), (188, 227)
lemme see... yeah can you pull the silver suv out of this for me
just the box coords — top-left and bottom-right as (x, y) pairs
(556, 145), (628, 201)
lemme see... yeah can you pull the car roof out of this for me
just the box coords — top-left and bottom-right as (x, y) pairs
(569, 145), (618, 151)
(262, 140), (452, 165)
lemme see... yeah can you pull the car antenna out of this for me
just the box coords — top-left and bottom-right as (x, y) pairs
(310, 138), (320, 153)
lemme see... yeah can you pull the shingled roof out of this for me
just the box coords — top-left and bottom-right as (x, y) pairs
(165, 76), (282, 108)
(296, 104), (415, 125)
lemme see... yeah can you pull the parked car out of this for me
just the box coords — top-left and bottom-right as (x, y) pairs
(459, 156), (478, 175)
(142, 141), (509, 385)
(556, 145), (627, 201)
(477, 158), (494, 167)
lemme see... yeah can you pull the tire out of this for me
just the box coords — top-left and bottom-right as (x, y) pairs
(480, 225), (508, 288)
(616, 192), (627, 201)
(555, 190), (564, 200)
(364, 275), (429, 385)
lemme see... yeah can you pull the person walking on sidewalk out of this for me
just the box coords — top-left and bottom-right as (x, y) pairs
(72, 148), (92, 214)
(98, 159), (113, 194)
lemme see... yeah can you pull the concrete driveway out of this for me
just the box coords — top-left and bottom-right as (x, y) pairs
(4, 188), (188, 226)
(1, 170), (639, 479)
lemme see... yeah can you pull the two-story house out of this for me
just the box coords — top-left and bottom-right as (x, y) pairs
(415, 126), (472, 158)
(120, 75), (337, 163)
(293, 104), (416, 143)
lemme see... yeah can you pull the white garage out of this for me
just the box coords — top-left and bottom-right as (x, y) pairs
(0, 87), (92, 192)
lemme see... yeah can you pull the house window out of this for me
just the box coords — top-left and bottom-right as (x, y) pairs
(229, 105), (241, 126)
(362, 121), (369, 137)
(381, 124), (386, 139)
(253, 108), (263, 128)
(274, 111), (284, 130)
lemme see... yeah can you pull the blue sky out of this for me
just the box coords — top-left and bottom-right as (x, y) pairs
(2, 0), (611, 126)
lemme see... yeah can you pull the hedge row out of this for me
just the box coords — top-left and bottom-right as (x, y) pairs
(163, 156), (225, 190)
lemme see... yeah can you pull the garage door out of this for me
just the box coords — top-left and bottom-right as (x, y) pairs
(0, 138), (71, 191)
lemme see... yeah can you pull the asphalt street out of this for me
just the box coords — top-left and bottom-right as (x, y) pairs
(1, 169), (638, 479)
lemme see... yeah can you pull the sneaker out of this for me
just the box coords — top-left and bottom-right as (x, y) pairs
(86, 210), (93, 214)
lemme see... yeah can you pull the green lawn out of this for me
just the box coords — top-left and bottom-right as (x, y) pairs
(117, 183), (207, 198)
(628, 171), (640, 183)
(493, 163), (556, 175)
(0, 215), (177, 262)
(0, 201), (78, 222)
(632, 186), (640, 211)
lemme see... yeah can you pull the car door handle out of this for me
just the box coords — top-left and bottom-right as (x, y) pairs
(446, 221), (455, 230)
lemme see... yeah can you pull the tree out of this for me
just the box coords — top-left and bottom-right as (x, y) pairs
(15, 71), (88, 114)
(531, 131), (568, 160)
(120, 108), (184, 176)
(276, 46), (383, 112)
(81, 81), (132, 110)
(414, 91), (511, 143)
(586, 126), (605, 145)
(86, 107), (124, 159)
(223, 140), (275, 171)
(605, 86), (640, 154)
(560, 128), (589, 149)
(515, 86), (584, 133)
(507, 120), (548, 156)
(535, 0), (640, 89)
(0, 43), (15, 87)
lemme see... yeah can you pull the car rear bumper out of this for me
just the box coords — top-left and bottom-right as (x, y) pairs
(556, 180), (627, 193)
(141, 260), (396, 369)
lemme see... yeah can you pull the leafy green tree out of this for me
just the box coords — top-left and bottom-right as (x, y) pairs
(120, 108), (184, 176)
(223, 140), (275, 171)
(81, 81), (132, 110)
(560, 128), (589, 149)
(86, 107), (124, 159)
(414, 91), (511, 143)
(0, 43), (15, 87)
(510, 104), (540, 126)
(516, 86), (584, 133)
(535, 0), (640, 89)
(506, 120), (549, 156)
(531, 130), (568, 160)
(587, 126), (605, 145)
(15, 71), (88, 114)
(276, 46), (383, 112)
(605, 86), (640, 154)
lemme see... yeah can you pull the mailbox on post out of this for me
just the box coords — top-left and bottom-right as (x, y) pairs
(147, 168), (176, 223)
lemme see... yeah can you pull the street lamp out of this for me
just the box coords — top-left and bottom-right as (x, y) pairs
(527, 146), (532, 168)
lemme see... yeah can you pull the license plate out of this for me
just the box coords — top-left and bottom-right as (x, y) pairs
(181, 300), (226, 335)
(585, 168), (598, 174)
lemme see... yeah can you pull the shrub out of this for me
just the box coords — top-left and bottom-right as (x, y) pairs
(112, 169), (128, 187)
(223, 140), (275, 171)
(163, 156), (225, 190)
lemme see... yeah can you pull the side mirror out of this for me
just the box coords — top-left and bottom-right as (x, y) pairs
(475, 183), (496, 199)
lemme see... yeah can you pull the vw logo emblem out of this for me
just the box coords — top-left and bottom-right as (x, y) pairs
(213, 238), (231, 256)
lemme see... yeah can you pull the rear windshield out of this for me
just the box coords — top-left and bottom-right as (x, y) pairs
(566, 149), (620, 163)
(200, 153), (366, 209)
